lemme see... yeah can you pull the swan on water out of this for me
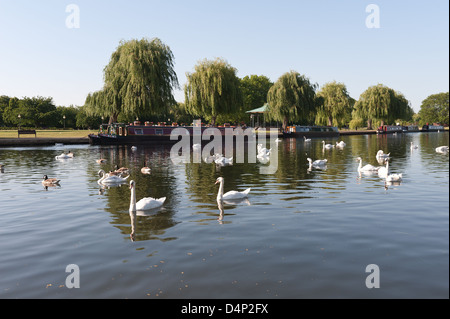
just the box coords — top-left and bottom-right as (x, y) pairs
(336, 141), (346, 148)
(129, 180), (165, 211)
(141, 161), (151, 174)
(304, 136), (311, 142)
(215, 177), (251, 200)
(214, 155), (233, 165)
(386, 173), (403, 182)
(356, 157), (380, 172)
(410, 142), (418, 150)
(42, 175), (60, 186)
(377, 159), (389, 178)
(55, 152), (73, 159)
(436, 146), (449, 153)
(98, 169), (129, 185)
(376, 150), (390, 158)
(307, 157), (327, 167)
(322, 141), (334, 149)
(113, 165), (129, 176)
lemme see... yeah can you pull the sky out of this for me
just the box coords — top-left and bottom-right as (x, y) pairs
(0, 0), (448, 113)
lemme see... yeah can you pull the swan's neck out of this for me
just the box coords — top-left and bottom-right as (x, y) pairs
(217, 180), (224, 200)
(129, 186), (136, 211)
(358, 159), (362, 170)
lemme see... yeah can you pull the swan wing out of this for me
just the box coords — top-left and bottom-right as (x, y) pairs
(136, 197), (166, 210)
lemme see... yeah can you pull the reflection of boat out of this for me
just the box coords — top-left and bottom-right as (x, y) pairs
(283, 125), (339, 138)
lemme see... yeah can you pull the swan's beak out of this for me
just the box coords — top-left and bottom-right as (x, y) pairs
(215, 180), (219, 185)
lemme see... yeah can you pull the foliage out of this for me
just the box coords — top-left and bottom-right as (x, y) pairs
(184, 57), (243, 126)
(266, 71), (317, 129)
(417, 92), (449, 125)
(353, 84), (412, 129)
(84, 38), (179, 123)
(315, 81), (353, 127)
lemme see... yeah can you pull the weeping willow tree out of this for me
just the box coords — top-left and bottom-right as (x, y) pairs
(353, 84), (411, 129)
(315, 81), (353, 127)
(266, 71), (317, 130)
(84, 38), (179, 123)
(184, 58), (242, 126)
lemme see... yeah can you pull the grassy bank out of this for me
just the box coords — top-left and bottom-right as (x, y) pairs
(0, 130), (97, 139)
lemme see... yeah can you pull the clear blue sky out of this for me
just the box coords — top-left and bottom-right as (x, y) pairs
(0, 0), (448, 113)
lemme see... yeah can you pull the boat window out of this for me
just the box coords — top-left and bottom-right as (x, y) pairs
(135, 129), (143, 135)
(155, 129), (163, 135)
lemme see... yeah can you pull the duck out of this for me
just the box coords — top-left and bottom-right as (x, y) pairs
(307, 157), (327, 167)
(42, 175), (60, 186)
(114, 165), (130, 176)
(435, 146), (449, 153)
(141, 161), (151, 174)
(215, 177), (251, 201)
(97, 169), (129, 185)
(129, 180), (165, 211)
(410, 142), (419, 150)
(96, 158), (106, 164)
(303, 136), (311, 142)
(322, 141), (334, 149)
(356, 157), (380, 172)
(336, 141), (346, 148)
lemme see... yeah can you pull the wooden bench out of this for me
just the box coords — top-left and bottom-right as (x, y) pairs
(18, 129), (37, 137)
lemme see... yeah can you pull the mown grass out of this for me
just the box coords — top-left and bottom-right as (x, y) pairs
(0, 130), (97, 138)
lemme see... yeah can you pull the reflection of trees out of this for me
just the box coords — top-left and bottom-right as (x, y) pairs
(89, 144), (179, 242)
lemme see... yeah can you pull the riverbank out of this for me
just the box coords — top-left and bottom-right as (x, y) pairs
(0, 137), (89, 146)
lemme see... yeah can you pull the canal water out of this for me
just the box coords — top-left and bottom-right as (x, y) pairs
(0, 132), (448, 298)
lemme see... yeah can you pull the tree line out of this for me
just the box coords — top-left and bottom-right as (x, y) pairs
(1, 37), (448, 130)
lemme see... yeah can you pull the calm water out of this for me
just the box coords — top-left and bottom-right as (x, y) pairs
(0, 132), (448, 299)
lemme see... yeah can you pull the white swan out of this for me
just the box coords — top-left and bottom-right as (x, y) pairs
(336, 141), (346, 147)
(214, 155), (233, 165)
(55, 152), (72, 159)
(436, 146), (449, 153)
(131, 146), (137, 151)
(376, 150), (390, 159)
(98, 169), (129, 185)
(356, 157), (380, 172)
(386, 173), (403, 182)
(257, 144), (271, 156)
(410, 142), (418, 150)
(215, 177), (251, 200)
(322, 141), (334, 149)
(377, 159), (389, 178)
(129, 180), (165, 211)
(304, 136), (311, 142)
(307, 157), (327, 167)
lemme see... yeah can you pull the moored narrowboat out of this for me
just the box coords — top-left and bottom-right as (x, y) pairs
(376, 125), (403, 134)
(282, 125), (339, 138)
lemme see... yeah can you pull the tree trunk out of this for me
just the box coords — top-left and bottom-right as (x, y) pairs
(367, 118), (372, 130)
(328, 116), (333, 126)
(109, 113), (118, 124)
(282, 116), (288, 132)
(211, 116), (216, 127)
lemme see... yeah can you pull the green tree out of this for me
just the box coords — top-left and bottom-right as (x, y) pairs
(315, 81), (353, 127)
(353, 84), (412, 129)
(184, 57), (243, 126)
(418, 92), (449, 125)
(85, 37), (179, 123)
(266, 71), (317, 130)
